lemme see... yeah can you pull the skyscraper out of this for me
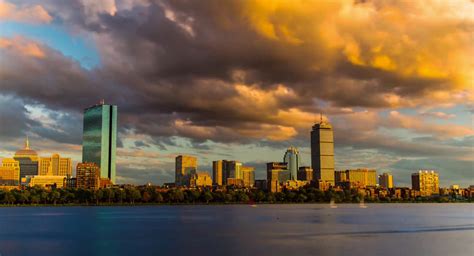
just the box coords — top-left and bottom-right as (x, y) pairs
(412, 170), (439, 196)
(82, 101), (118, 184)
(379, 173), (394, 189)
(175, 155), (197, 186)
(311, 115), (335, 185)
(212, 160), (223, 186)
(14, 137), (39, 179)
(283, 146), (300, 180)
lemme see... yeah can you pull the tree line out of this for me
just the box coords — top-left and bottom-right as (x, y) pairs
(0, 186), (470, 206)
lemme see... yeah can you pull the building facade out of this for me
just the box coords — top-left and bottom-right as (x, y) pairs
(336, 169), (377, 188)
(412, 170), (439, 196)
(283, 146), (300, 180)
(22, 175), (66, 188)
(38, 154), (72, 176)
(379, 173), (394, 189)
(175, 155), (197, 186)
(212, 160), (223, 186)
(311, 118), (335, 185)
(0, 158), (20, 186)
(189, 172), (213, 187)
(242, 166), (255, 188)
(267, 162), (289, 192)
(297, 166), (313, 182)
(82, 101), (117, 184)
(76, 162), (101, 190)
(14, 137), (39, 179)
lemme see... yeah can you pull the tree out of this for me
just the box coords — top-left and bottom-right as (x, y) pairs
(3, 192), (16, 205)
(49, 190), (61, 205)
(202, 191), (213, 204)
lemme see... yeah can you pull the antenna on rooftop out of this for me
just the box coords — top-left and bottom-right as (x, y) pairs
(320, 113), (323, 124)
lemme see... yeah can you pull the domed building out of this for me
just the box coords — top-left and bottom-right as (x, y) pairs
(14, 137), (39, 179)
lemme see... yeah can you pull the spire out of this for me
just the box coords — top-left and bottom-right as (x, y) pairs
(320, 113), (323, 124)
(25, 136), (30, 150)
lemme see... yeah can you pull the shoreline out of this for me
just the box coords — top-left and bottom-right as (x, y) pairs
(1, 201), (472, 208)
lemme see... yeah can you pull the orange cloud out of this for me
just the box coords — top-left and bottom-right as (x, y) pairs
(0, 0), (52, 24)
(0, 37), (45, 58)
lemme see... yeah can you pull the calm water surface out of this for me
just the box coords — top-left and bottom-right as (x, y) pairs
(0, 204), (473, 256)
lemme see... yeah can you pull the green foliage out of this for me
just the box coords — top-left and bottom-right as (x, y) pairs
(0, 186), (470, 206)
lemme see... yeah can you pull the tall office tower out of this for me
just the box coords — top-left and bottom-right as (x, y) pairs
(0, 158), (20, 186)
(76, 162), (101, 190)
(212, 160), (223, 186)
(82, 101), (118, 184)
(14, 137), (39, 179)
(38, 154), (72, 176)
(283, 146), (300, 180)
(242, 166), (255, 188)
(221, 160), (242, 185)
(412, 170), (439, 196)
(297, 166), (313, 182)
(266, 162), (289, 192)
(175, 155), (197, 186)
(379, 173), (394, 189)
(311, 116), (335, 185)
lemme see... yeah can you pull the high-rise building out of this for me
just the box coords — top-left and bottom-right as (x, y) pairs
(175, 155), (197, 186)
(412, 170), (439, 196)
(379, 173), (394, 189)
(82, 101), (117, 184)
(0, 158), (20, 186)
(76, 162), (101, 190)
(297, 166), (313, 182)
(38, 154), (72, 176)
(267, 162), (289, 192)
(283, 146), (300, 180)
(221, 160), (241, 185)
(212, 160), (223, 186)
(311, 116), (335, 185)
(242, 166), (255, 188)
(14, 137), (39, 179)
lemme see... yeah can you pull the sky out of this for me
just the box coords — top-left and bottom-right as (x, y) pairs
(0, 0), (473, 187)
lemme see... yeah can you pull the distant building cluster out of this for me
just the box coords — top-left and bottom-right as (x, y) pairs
(169, 116), (467, 199)
(0, 100), (118, 191)
(1, 104), (471, 199)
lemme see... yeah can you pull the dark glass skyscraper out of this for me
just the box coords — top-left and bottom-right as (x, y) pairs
(311, 117), (335, 185)
(82, 101), (117, 183)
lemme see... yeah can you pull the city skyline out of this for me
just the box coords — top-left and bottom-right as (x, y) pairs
(0, 0), (473, 187)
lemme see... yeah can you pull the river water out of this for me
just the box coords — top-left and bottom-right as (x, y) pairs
(0, 204), (473, 256)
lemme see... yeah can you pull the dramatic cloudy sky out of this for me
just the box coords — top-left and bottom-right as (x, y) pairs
(0, 0), (472, 186)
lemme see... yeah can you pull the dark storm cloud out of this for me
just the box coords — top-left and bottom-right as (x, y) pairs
(0, 95), (38, 140)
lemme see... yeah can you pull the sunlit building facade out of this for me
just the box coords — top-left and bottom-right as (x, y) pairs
(311, 118), (335, 185)
(242, 166), (255, 188)
(379, 173), (394, 189)
(283, 146), (300, 180)
(175, 155), (197, 186)
(0, 158), (20, 186)
(14, 137), (39, 179)
(267, 162), (289, 192)
(38, 154), (72, 176)
(76, 162), (101, 190)
(190, 172), (213, 187)
(212, 160), (223, 186)
(412, 170), (439, 196)
(82, 101), (117, 184)
(22, 175), (66, 188)
(335, 169), (377, 188)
